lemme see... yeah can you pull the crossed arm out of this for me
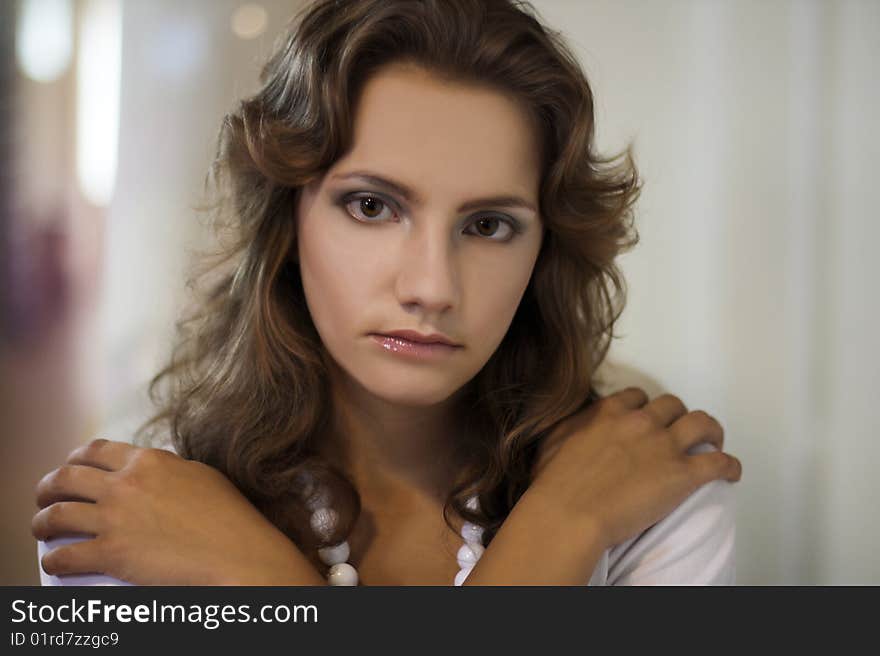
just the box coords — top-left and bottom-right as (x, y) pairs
(34, 387), (740, 586)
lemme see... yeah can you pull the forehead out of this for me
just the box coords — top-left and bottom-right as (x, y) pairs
(333, 62), (542, 202)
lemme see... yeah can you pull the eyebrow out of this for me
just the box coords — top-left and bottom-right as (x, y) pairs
(329, 170), (538, 214)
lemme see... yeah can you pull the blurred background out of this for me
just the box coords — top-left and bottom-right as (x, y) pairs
(1, 0), (877, 585)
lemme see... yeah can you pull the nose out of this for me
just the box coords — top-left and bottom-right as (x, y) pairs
(394, 220), (460, 317)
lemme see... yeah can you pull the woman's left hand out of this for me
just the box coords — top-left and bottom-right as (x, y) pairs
(32, 439), (318, 585)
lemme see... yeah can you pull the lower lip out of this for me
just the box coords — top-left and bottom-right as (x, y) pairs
(369, 334), (461, 359)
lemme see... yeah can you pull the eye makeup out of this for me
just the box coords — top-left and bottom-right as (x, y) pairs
(330, 189), (527, 243)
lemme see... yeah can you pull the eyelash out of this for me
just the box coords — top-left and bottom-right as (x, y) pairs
(334, 192), (524, 243)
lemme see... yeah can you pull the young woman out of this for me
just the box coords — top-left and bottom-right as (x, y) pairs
(32, 0), (742, 586)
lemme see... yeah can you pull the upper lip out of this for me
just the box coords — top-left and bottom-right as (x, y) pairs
(374, 330), (461, 347)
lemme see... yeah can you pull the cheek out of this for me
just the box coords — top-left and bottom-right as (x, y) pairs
(463, 255), (535, 350)
(298, 226), (356, 339)
(297, 216), (383, 343)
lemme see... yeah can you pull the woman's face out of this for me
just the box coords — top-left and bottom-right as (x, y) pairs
(295, 61), (544, 407)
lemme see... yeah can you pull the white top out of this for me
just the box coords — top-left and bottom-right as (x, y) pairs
(588, 442), (736, 585)
(37, 441), (735, 586)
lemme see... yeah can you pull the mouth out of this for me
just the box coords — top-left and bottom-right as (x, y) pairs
(373, 329), (462, 347)
(368, 333), (462, 359)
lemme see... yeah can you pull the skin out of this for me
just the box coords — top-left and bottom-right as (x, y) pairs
(31, 60), (548, 585)
(30, 61), (741, 586)
(296, 61), (545, 513)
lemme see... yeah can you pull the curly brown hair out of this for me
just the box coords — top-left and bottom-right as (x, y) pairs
(137, 0), (641, 568)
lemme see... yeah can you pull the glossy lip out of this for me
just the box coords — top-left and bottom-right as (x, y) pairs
(368, 334), (462, 359)
(377, 329), (461, 347)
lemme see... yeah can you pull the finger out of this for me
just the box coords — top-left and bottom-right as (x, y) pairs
(40, 537), (106, 577)
(605, 387), (650, 413)
(67, 438), (132, 471)
(32, 501), (105, 541)
(35, 465), (111, 509)
(689, 449), (742, 484)
(641, 393), (689, 428)
(669, 410), (725, 453)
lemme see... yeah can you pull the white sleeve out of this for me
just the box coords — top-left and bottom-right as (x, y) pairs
(36, 441), (179, 586)
(604, 442), (738, 585)
(38, 537), (133, 586)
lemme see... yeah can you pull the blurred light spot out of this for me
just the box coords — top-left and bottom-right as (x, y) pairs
(231, 3), (268, 40)
(76, 0), (122, 207)
(15, 0), (74, 83)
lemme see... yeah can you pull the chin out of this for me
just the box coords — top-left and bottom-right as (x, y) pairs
(364, 378), (462, 408)
(326, 345), (473, 407)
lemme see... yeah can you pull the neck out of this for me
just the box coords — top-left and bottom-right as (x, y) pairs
(319, 360), (472, 509)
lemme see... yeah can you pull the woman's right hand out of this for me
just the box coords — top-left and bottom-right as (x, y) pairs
(32, 439), (327, 586)
(528, 387), (743, 552)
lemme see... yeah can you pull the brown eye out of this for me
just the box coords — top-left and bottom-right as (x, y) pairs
(467, 216), (515, 242)
(474, 217), (499, 236)
(359, 197), (383, 219)
(342, 194), (396, 222)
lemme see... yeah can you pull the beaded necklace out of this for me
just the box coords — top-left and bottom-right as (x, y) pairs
(310, 495), (484, 586)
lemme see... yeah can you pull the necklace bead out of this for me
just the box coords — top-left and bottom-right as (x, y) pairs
(454, 502), (484, 585)
(318, 541), (350, 566)
(453, 567), (472, 586)
(456, 542), (484, 569)
(460, 521), (484, 544)
(327, 562), (358, 586)
(316, 495), (483, 586)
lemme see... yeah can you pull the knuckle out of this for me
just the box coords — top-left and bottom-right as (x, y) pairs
(117, 451), (163, 490)
(43, 544), (78, 576)
(53, 464), (75, 488)
(108, 472), (134, 499)
(130, 447), (162, 467)
(115, 467), (143, 492)
(731, 456), (743, 479)
(692, 451), (730, 479)
(623, 408), (656, 433)
(68, 438), (106, 461)
(719, 453), (737, 477)
(124, 450), (150, 474)
(31, 512), (46, 539)
(45, 501), (66, 524)
(34, 468), (58, 501)
(84, 438), (109, 456)
(691, 410), (722, 432)
(599, 396), (624, 414)
(65, 445), (84, 462)
(659, 393), (688, 414)
(41, 551), (60, 575)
